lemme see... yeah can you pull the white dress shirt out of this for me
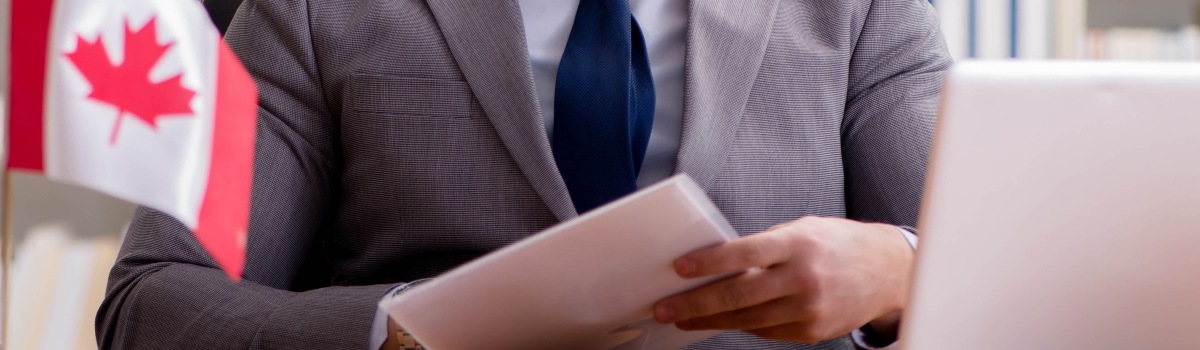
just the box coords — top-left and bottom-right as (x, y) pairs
(370, 1), (914, 348)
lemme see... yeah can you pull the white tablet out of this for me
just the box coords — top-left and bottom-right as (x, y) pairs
(381, 175), (736, 350)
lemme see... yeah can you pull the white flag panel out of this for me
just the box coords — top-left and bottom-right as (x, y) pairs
(44, 0), (218, 228)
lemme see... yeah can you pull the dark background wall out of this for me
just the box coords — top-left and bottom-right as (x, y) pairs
(203, 0), (243, 35)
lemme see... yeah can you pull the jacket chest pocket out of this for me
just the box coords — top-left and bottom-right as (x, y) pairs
(345, 75), (484, 118)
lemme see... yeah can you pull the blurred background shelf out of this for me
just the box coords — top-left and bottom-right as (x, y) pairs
(9, 225), (119, 350)
(3, 175), (135, 350)
(933, 0), (1200, 60)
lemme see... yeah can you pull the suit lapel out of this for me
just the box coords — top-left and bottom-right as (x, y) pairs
(675, 1), (779, 191)
(426, 0), (577, 221)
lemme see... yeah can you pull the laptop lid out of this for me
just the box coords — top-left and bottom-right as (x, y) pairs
(902, 62), (1200, 349)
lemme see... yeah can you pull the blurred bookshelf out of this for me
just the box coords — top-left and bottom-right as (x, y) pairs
(933, 0), (1200, 60)
(8, 224), (120, 350)
(3, 175), (135, 350)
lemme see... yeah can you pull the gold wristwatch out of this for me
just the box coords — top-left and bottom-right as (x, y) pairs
(382, 279), (434, 350)
(384, 318), (425, 350)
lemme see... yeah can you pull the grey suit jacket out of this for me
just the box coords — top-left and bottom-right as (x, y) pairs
(96, 0), (951, 349)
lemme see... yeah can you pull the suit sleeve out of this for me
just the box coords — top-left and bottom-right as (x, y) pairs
(94, 0), (395, 349)
(841, 0), (953, 227)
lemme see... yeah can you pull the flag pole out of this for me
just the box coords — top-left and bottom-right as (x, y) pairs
(1, 0), (11, 343)
(1, 170), (10, 350)
(1, 0), (12, 345)
(1, 8), (10, 350)
(1, 3), (10, 348)
(1, 0), (15, 346)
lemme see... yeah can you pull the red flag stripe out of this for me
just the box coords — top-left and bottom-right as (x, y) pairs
(7, 0), (55, 171)
(193, 40), (257, 280)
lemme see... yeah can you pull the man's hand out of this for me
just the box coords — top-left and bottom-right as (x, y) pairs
(652, 217), (915, 344)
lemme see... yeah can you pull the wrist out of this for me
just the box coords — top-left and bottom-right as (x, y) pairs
(868, 223), (915, 331)
(875, 223), (915, 311)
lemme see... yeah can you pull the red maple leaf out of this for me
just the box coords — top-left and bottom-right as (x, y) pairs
(65, 17), (196, 145)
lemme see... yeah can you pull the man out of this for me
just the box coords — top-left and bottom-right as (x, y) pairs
(97, 0), (951, 349)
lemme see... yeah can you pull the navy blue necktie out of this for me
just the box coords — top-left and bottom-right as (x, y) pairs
(552, 0), (656, 213)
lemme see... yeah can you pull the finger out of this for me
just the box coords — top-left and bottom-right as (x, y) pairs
(674, 297), (807, 331)
(675, 230), (791, 279)
(654, 268), (789, 323)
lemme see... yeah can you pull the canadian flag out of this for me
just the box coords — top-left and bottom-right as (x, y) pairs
(7, 0), (257, 279)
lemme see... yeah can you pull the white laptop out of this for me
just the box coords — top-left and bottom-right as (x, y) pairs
(901, 62), (1200, 349)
